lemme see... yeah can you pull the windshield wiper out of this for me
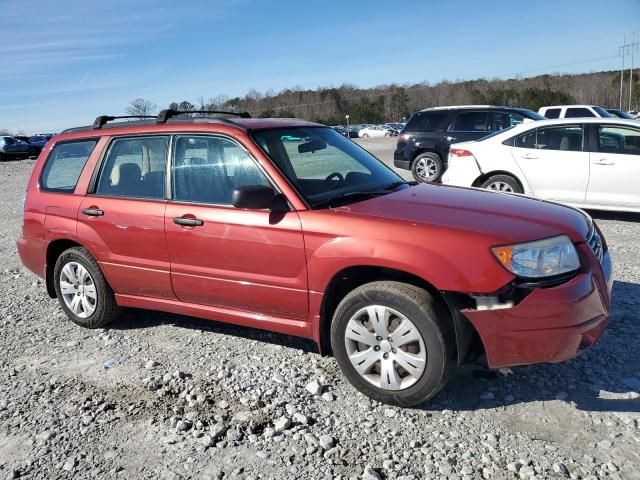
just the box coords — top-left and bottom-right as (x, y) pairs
(310, 181), (407, 209)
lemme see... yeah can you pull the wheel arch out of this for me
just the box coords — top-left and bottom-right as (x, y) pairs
(45, 238), (92, 298)
(472, 170), (525, 192)
(317, 265), (478, 365)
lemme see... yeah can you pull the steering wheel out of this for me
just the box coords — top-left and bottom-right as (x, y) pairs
(324, 172), (344, 187)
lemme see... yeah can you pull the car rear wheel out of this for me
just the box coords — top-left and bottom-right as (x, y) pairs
(363, 133), (369, 138)
(411, 152), (443, 183)
(330, 281), (454, 407)
(53, 247), (121, 329)
(480, 174), (523, 194)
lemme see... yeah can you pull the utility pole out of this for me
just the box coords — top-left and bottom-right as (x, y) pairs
(619, 35), (625, 110)
(630, 32), (635, 112)
(619, 33), (639, 111)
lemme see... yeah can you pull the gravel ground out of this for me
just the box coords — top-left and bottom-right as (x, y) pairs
(0, 151), (639, 480)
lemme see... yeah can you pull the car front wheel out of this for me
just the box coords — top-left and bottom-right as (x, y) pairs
(53, 247), (122, 328)
(411, 152), (443, 183)
(330, 281), (454, 407)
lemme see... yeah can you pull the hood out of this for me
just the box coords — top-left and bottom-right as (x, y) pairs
(340, 183), (590, 244)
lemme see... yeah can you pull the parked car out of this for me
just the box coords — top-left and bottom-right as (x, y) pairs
(441, 118), (640, 212)
(381, 124), (400, 136)
(606, 109), (637, 120)
(18, 110), (612, 407)
(538, 105), (612, 119)
(0, 136), (31, 160)
(394, 106), (545, 182)
(28, 135), (49, 154)
(332, 126), (349, 136)
(358, 125), (390, 138)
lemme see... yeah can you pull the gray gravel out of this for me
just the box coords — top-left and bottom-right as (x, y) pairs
(1, 152), (639, 479)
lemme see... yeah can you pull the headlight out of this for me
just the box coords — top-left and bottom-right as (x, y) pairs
(492, 235), (580, 278)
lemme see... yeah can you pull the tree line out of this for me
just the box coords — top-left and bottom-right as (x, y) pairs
(120, 69), (636, 125)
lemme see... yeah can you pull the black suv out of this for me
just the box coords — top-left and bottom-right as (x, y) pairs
(394, 106), (545, 182)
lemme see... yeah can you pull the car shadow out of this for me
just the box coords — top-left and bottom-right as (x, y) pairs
(112, 308), (319, 354)
(109, 280), (639, 414)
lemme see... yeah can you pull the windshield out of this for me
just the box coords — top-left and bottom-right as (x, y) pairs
(607, 109), (634, 119)
(252, 127), (405, 208)
(593, 106), (612, 117)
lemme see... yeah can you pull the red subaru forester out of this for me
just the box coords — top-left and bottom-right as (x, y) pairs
(17, 111), (613, 406)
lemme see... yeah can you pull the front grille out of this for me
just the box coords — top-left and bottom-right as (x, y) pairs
(586, 224), (604, 263)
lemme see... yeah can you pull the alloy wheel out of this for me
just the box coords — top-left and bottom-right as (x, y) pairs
(59, 262), (97, 318)
(344, 305), (427, 391)
(486, 181), (514, 192)
(414, 157), (438, 181)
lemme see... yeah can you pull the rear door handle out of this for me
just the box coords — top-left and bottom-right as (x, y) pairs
(522, 153), (539, 159)
(82, 208), (104, 217)
(173, 216), (204, 227)
(593, 159), (615, 166)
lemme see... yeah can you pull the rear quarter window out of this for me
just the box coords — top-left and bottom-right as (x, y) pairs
(404, 112), (447, 132)
(40, 140), (98, 192)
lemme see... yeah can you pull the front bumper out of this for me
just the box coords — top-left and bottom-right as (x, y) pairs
(462, 245), (612, 369)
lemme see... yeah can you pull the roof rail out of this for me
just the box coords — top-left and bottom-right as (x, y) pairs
(156, 109), (251, 123)
(92, 115), (155, 129)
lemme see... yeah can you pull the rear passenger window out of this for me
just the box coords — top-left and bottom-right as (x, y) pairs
(172, 135), (269, 205)
(450, 112), (488, 132)
(543, 108), (561, 119)
(489, 112), (526, 131)
(513, 130), (537, 149)
(95, 136), (168, 199)
(537, 125), (583, 151)
(40, 140), (98, 192)
(565, 108), (595, 118)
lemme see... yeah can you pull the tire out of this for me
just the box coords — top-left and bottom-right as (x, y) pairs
(363, 133), (369, 138)
(480, 174), (523, 193)
(53, 247), (121, 328)
(411, 152), (443, 183)
(330, 281), (454, 407)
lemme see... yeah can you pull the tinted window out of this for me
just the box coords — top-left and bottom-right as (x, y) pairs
(404, 112), (446, 132)
(592, 106), (612, 117)
(40, 140), (97, 192)
(565, 108), (595, 118)
(537, 125), (583, 151)
(450, 111), (488, 132)
(544, 108), (561, 119)
(172, 135), (269, 205)
(597, 126), (640, 155)
(96, 136), (168, 199)
(513, 130), (537, 149)
(489, 112), (526, 131)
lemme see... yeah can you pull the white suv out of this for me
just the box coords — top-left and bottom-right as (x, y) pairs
(538, 105), (612, 119)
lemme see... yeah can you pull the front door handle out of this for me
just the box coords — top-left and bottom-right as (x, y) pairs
(173, 216), (204, 227)
(82, 207), (104, 217)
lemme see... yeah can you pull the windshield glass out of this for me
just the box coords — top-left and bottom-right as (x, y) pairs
(593, 106), (612, 117)
(252, 127), (404, 208)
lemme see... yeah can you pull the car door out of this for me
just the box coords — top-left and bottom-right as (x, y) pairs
(586, 123), (640, 209)
(164, 134), (308, 321)
(447, 110), (490, 143)
(511, 123), (589, 202)
(77, 135), (174, 299)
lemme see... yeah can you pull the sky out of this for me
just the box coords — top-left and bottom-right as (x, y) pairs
(1, 0), (639, 133)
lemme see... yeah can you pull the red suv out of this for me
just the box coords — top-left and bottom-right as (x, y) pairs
(17, 110), (613, 406)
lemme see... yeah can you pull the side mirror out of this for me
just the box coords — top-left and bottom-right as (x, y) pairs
(232, 185), (286, 211)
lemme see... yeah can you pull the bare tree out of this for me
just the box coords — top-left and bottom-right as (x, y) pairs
(126, 98), (157, 117)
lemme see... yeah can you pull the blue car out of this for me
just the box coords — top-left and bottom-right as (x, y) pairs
(0, 136), (31, 161)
